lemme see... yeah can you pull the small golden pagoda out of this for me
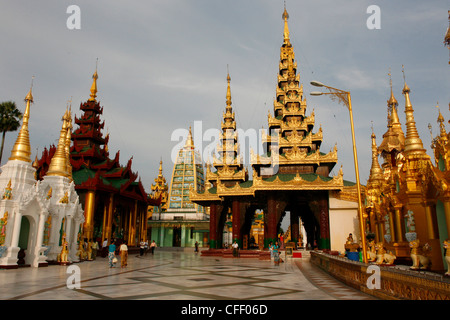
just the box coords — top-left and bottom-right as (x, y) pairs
(364, 69), (449, 271)
(149, 159), (169, 214)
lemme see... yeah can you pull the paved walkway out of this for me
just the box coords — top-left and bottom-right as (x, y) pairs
(0, 249), (376, 301)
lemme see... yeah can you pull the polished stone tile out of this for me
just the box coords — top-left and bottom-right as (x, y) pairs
(1, 251), (375, 301)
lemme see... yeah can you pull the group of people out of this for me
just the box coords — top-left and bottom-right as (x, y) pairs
(269, 241), (284, 264)
(103, 238), (157, 268)
(139, 239), (157, 256)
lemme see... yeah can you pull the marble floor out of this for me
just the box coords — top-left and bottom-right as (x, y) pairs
(0, 250), (376, 302)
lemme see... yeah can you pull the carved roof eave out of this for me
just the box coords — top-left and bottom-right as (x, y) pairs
(250, 148), (337, 166)
(189, 188), (221, 203)
(213, 172), (344, 197)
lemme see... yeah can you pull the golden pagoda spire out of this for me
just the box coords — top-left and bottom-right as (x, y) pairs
(387, 71), (404, 141)
(401, 66), (426, 155)
(226, 70), (232, 109)
(282, 2), (290, 44)
(185, 126), (194, 148)
(9, 78), (34, 162)
(158, 159), (163, 177)
(437, 104), (448, 139)
(65, 103), (73, 179)
(88, 60), (99, 102)
(46, 109), (70, 177)
(369, 129), (383, 181)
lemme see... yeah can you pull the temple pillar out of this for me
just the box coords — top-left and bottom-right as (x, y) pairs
(34, 212), (48, 267)
(388, 210), (396, 243)
(394, 205), (404, 242)
(290, 210), (299, 245)
(83, 190), (96, 241)
(232, 199), (242, 248)
(318, 195), (330, 250)
(11, 211), (22, 248)
(209, 204), (218, 249)
(104, 194), (114, 243)
(266, 194), (278, 247)
(425, 202), (444, 271)
(443, 199), (450, 237)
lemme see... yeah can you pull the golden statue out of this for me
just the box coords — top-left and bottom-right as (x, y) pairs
(444, 240), (450, 276)
(0, 212), (8, 246)
(409, 239), (431, 270)
(76, 238), (87, 261)
(2, 180), (12, 200)
(344, 233), (360, 252)
(367, 239), (377, 262)
(87, 240), (93, 261)
(375, 242), (396, 265)
(59, 233), (69, 263)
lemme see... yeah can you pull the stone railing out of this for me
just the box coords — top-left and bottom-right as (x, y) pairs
(310, 251), (450, 300)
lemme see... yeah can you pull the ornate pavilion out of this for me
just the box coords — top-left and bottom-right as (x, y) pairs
(190, 7), (360, 254)
(35, 70), (159, 248)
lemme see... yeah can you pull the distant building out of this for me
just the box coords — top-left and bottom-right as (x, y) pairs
(148, 128), (209, 248)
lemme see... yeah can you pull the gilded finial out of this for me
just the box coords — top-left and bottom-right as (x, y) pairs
(387, 68), (398, 106)
(89, 59), (99, 102)
(282, 2), (290, 43)
(226, 67), (232, 108)
(185, 126), (194, 148)
(9, 77), (35, 162)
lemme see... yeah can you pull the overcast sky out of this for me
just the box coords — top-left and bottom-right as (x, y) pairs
(0, 1), (449, 193)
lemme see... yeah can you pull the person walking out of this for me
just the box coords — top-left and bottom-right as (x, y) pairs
(232, 241), (239, 258)
(120, 241), (128, 267)
(139, 239), (145, 256)
(150, 240), (157, 255)
(91, 239), (99, 260)
(269, 241), (274, 260)
(194, 241), (199, 254)
(101, 238), (108, 258)
(108, 239), (117, 268)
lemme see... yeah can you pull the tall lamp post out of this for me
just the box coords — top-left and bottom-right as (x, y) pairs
(310, 81), (367, 263)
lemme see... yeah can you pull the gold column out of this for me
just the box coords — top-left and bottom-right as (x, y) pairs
(105, 194), (114, 243)
(388, 210), (396, 243)
(131, 200), (138, 246)
(425, 204), (437, 239)
(84, 190), (96, 241)
(394, 207), (404, 242)
(444, 200), (450, 237)
(101, 202), (107, 241)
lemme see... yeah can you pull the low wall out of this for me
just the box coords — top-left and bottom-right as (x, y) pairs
(310, 251), (450, 300)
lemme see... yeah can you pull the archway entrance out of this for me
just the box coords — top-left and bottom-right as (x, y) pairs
(18, 216), (31, 266)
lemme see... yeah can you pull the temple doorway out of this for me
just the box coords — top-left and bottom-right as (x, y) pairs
(17, 216), (31, 266)
(173, 226), (181, 247)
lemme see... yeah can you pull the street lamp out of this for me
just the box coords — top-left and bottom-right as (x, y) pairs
(310, 81), (367, 263)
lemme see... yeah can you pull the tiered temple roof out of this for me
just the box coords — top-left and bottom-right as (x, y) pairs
(191, 7), (343, 202)
(206, 73), (248, 187)
(167, 127), (205, 212)
(36, 70), (154, 204)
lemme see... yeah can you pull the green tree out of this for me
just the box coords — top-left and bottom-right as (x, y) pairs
(0, 101), (23, 163)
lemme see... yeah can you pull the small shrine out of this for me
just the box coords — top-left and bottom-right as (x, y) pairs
(0, 86), (84, 268)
